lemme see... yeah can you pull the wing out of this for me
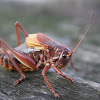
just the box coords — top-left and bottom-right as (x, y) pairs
(36, 33), (58, 48)
(25, 33), (62, 50)
(25, 33), (45, 50)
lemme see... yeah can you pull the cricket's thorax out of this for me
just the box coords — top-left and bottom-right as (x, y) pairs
(23, 47), (48, 70)
(22, 46), (62, 69)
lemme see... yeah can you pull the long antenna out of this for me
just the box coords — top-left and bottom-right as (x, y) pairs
(68, 13), (94, 57)
(68, 28), (82, 56)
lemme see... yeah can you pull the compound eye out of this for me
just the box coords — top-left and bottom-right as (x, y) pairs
(62, 55), (66, 58)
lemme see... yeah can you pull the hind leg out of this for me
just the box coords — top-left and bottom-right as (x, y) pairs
(0, 38), (36, 85)
(0, 44), (25, 85)
(15, 21), (28, 46)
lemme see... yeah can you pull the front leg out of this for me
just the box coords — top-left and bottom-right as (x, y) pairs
(51, 62), (74, 83)
(42, 63), (60, 98)
(70, 58), (79, 71)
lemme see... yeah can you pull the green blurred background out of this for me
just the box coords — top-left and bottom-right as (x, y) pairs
(0, 0), (100, 83)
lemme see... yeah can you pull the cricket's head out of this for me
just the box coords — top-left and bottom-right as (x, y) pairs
(57, 47), (72, 69)
(57, 13), (94, 69)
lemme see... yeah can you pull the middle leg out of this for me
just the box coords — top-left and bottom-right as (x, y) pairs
(42, 63), (60, 98)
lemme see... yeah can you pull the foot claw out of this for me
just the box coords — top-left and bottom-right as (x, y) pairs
(13, 80), (21, 86)
(65, 76), (74, 84)
(74, 67), (79, 71)
(70, 80), (74, 84)
(51, 90), (60, 98)
(54, 92), (60, 98)
(13, 75), (25, 86)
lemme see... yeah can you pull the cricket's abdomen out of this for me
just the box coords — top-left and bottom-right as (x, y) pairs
(0, 48), (43, 72)
(0, 42), (47, 72)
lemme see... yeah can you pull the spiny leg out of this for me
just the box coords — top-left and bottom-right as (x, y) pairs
(15, 21), (28, 46)
(70, 58), (79, 71)
(42, 63), (60, 98)
(0, 44), (25, 86)
(0, 38), (36, 69)
(0, 38), (37, 85)
(52, 63), (74, 83)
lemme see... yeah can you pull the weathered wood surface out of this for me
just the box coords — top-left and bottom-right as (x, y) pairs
(0, 67), (100, 100)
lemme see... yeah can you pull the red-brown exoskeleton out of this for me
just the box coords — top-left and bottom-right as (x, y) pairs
(0, 14), (94, 98)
